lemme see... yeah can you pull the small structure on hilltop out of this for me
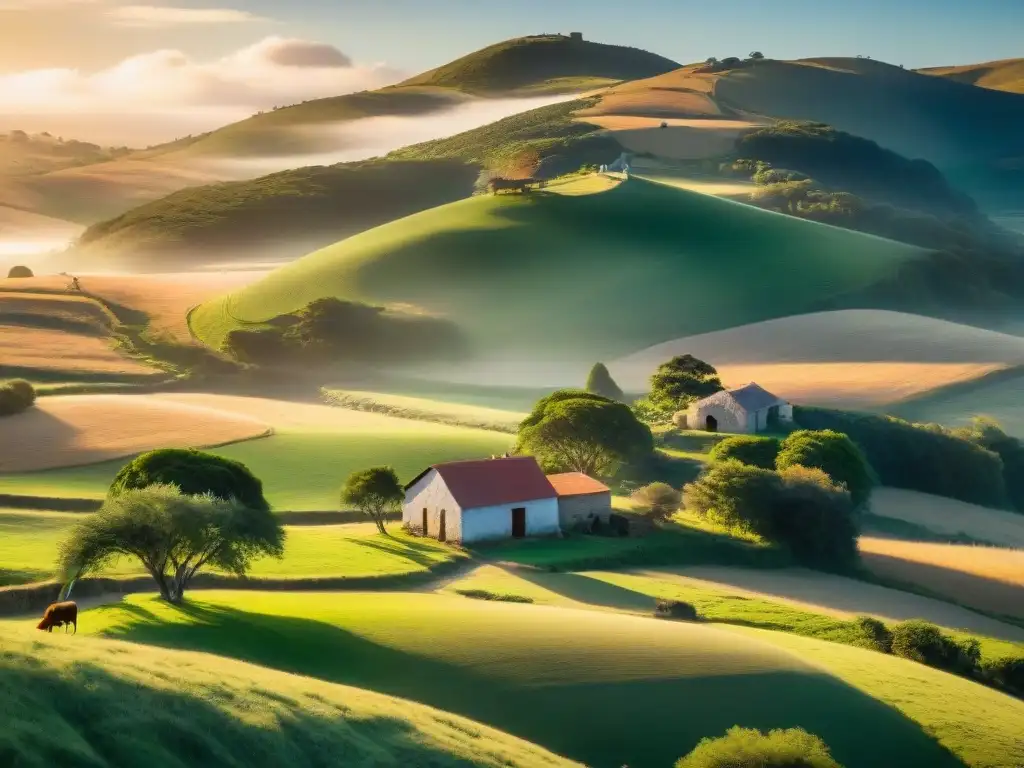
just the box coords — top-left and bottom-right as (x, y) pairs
(680, 382), (792, 434)
(488, 177), (541, 195)
(569, 32), (584, 42)
(403, 457), (609, 543)
(548, 472), (612, 531)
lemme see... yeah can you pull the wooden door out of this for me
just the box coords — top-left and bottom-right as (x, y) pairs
(422, 508), (428, 536)
(438, 510), (447, 542)
(511, 507), (527, 538)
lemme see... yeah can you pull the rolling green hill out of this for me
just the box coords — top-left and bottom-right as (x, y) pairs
(399, 34), (680, 94)
(0, 628), (578, 767)
(70, 159), (479, 269)
(190, 177), (924, 365)
(919, 58), (1024, 94)
(52, 591), (972, 768)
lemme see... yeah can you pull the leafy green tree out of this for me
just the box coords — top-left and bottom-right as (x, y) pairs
(58, 484), (284, 603)
(109, 449), (270, 512)
(517, 389), (653, 477)
(341, 466), (404, 535)
(956, 416), (1024, 512)
(675, 726), (844, 768)
(630, 482), (682, 519)
(585, 362), (625, 401)
(0, 378), (36, 417)
(683, 460), (780, 533)
(776, 429), (874, 508)
(649, 355), (723, 412)
(708, 435), (781, 469)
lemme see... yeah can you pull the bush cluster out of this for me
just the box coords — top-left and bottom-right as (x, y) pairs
(684, 461), (858, 570)
(890, 620), (980, 676)
(776, 429), (874, 509)
(654, 599), (699, 621)
(630, 482), (682, 519)
(793, 407), (1008, 508)
(676, 726), (844, 768)
(708, 435), (780, 470)
(0, 379), (36, 416)
(7, 265), (33, 278)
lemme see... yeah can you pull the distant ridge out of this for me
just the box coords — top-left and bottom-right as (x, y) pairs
(919, 58), (1024, 94)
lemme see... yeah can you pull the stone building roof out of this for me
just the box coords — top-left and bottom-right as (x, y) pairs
(694, 383), (787, 414)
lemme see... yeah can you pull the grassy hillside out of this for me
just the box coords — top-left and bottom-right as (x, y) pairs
(891, 366), (1024, 436)
(190, 177), (924, 365)
(0, 131), (125, 176)
(55, 591), (969, 768)
(0, 628), (577, 767)
(71, 159), (479, 269)
(919, 58), (1024, 94)
(400, 34), (679, 94)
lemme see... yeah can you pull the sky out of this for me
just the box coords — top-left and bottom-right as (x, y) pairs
(0, 0), (1021, 143)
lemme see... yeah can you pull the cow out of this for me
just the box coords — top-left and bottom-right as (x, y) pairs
(37, 601), (78, 634)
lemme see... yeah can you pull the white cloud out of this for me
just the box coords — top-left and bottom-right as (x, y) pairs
(106, 5), (269, 27)
(0, 37), (404, 144)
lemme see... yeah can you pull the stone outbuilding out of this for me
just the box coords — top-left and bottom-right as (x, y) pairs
(547, 472), (612, 531)
(403, 457), (561, 544)
(682, 382), (793, 434)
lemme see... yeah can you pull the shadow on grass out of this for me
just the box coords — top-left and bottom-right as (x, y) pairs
(0, 647), (494, 767)
(346, 534), (461, 570)
(97, 599), (966, 768)
(513, 569), (655, 612)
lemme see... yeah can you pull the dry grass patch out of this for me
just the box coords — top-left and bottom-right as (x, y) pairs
(0, 394), (270, 472)
(628, 565), (1024, 643)
(870, 487), (1024, 548)
(582, 117), (761, 161)
(639, 174), (755, 196)
(859, 537), (1024, 620)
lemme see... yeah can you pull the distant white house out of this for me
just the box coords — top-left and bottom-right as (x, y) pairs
(681, 382), (793, 434)
(403, 457), (612, 544)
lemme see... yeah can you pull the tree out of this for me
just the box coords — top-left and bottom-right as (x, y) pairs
(776, 430), (874, 509)
(517, 389), (653, 477)
(341, 466), (403, 535)
(630, 482), (681, 519)
(649, 355), (723, 410)
(749, 51), (765, 60)
(58, 484), (284, 604)
(7, 265), (33, 278)
(108, 449), (270, 512)
(675, 726), (843, 768)
(585, 362), (625, 401)
(0, 378), (36, 417)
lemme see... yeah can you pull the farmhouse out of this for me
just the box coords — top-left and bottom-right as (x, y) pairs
(682, 382), (792, 434)
(548, 472), (612, 530)
(403, 457), (611, 544)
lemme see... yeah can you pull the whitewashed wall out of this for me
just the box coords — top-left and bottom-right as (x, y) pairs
(461, 498), (560, 544)
(403, 470), (462, 541)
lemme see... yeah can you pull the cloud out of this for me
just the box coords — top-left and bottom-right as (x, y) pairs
(0, 37), (404, 144)
(106, 5), (269, 27)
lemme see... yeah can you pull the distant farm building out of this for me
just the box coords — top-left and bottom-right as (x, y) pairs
(403, 457), (609, 544)
(548, 472), (612, 530)
(569, 32), (584, 42)
(681, 383), (793, 434)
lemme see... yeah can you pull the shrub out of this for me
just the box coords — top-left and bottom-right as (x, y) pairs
(7, 265), (33, 278)
(675, 726), (844, 768)
(608, 513), (631, 537)
(956, 417), (1024, 513)
(850, 616), (893, 653)
(108, 448), (270, 512)
(793, 407), (1008, 508)
(0, 379), (36, 417)
(776, 429), (875, 508)
(630, 482), (682, 519)
(454, 589), (534, 604)
(890, 620), (980, 675)
(684, 462), (859, 570)
(709, 435), (780, 469)
(981, 655), (1024, 696)
(654, 599), (699, 621)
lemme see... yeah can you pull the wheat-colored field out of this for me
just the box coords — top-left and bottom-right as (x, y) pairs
(610, 309), (1024, 406)
(616, 565), (1024, 642)
(576, 67), (723, 117)
(0, 326), (159, 377)
(858, 537), (1024, 620)
(638, 174), (755, 196)
(870, 487), (1024, 548)
(0, 272), (267, 340)
(0, 394), (270, 472)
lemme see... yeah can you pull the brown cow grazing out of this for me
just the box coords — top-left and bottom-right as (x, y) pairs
(37, 601), (78, 634)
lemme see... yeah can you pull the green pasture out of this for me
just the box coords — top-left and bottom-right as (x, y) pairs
(0, 512), (462, 586)
(0, 629), (573, 768)
(0, 426), (513, 511)
(30, 591), (970, 768)
(190, 178), (924, 358)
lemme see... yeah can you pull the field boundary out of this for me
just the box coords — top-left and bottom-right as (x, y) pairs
(886, 363), (1024, 415)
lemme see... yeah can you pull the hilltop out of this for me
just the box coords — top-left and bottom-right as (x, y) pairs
(919, 58), (1024, 94)
(190, 176), (923, 371)
(0, 130), (128, 177)
(400, 33), (680, 94)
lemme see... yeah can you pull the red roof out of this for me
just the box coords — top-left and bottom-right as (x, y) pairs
(547, 472), (610, 497)
(411, 457), (557, 509)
